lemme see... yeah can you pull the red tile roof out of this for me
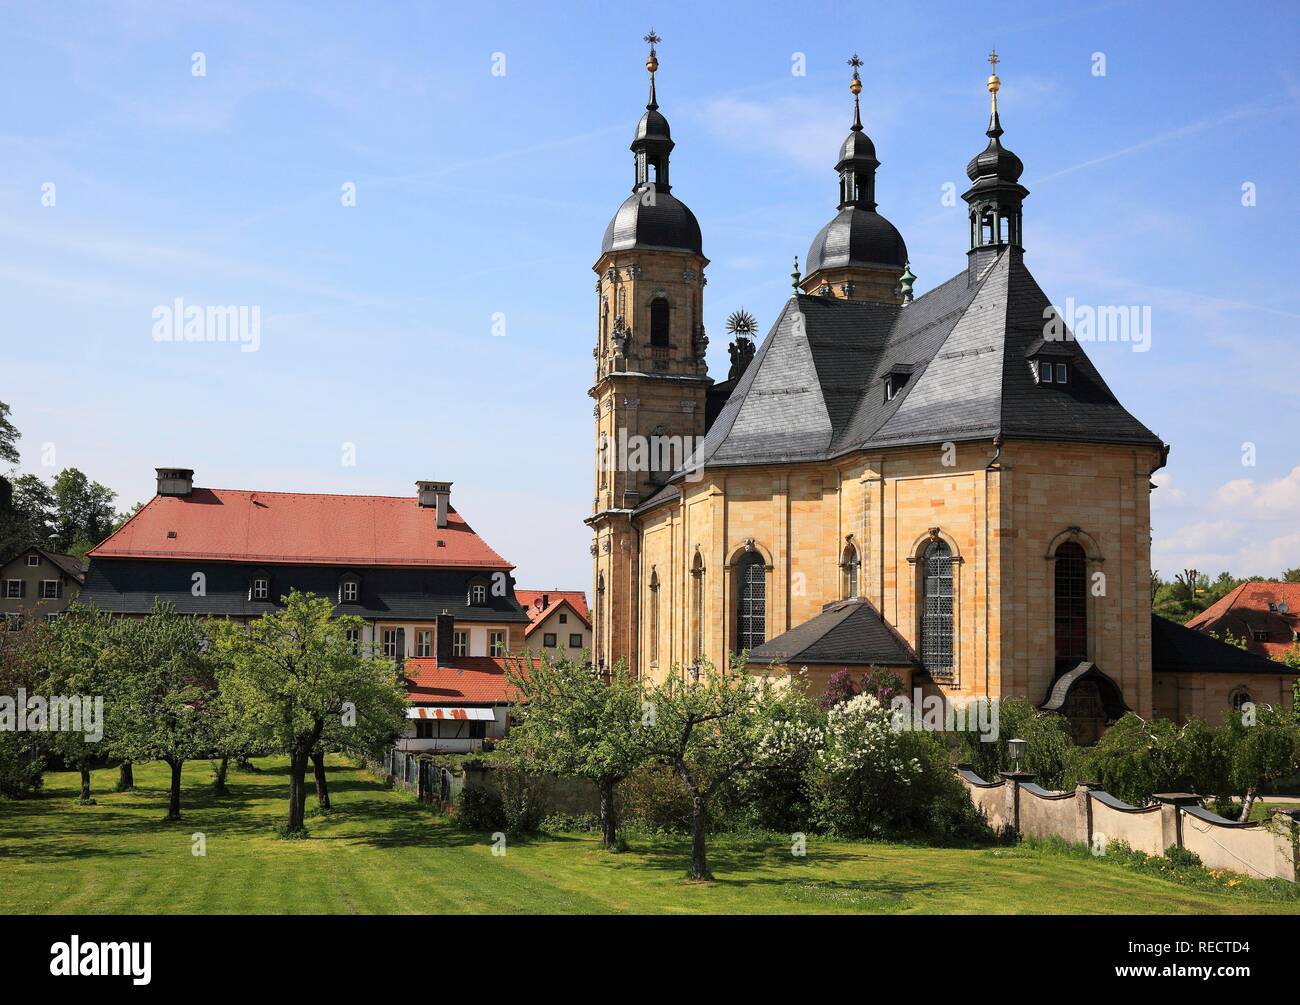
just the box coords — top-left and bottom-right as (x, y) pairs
(515, 589), (591, 636)
(89, 488), (512, 569)
(1186, 581), (1300, 662)
(403, 656), (538, 705)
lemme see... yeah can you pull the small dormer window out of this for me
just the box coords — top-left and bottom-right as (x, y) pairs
(883, 364), (913, 403)
(471, 583), (487, 605)
(1055, 363), (1068, 384)
(340, 577), (360, 603)
(251, 575), (270, 601)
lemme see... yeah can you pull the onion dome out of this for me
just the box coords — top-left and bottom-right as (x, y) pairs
(804, 55), (908, 275)
(601, 32), (703, 257)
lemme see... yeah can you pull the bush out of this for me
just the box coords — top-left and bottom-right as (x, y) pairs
(812, 693), (991, 843)
(954, 697), (1084, 791)
(495, 762), (547, 836)
(620, 764), (693, 833)
(0, 735), (45, 799)
(454, 784), (504, 832)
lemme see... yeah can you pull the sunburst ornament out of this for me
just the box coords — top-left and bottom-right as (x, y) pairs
(726, 308), (758, 338)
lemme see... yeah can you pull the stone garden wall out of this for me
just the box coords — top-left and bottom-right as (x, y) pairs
(956, 765), (1298, 882)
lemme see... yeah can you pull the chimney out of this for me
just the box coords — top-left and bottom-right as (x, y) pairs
(416, 480), (452, 528)
(156, 468), (195, 497)
(541, 592), (550, 610)
(435, 612), (455, 664)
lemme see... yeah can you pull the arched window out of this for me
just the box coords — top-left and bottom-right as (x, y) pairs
(736, 552), (766, 652)
(1054, 541), (1087, 671)
(841, 542), (860, 599)
(1230, 687), (1252, 712)
(649, 297), (670, 348)
(649, 568), (660, 668)
(691, 552), (705, 662)
(920, 540), (953, 677)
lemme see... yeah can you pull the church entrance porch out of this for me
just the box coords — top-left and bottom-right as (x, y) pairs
(1040, 662), (1129, 745)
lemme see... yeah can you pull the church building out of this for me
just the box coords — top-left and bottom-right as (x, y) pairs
(587, 38), (1296, 740)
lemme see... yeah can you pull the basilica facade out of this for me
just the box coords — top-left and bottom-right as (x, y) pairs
(586, 42), (1294, 738)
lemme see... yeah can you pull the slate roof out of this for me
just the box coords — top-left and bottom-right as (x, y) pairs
(515, 589), (591, 636)
(1152, 615), (1298, 676)
(746, 598), (918, 667)
(675, 248), (1161, 479)
(1, 546), (87, 583)
(89, 487), (512, 569)
(79, 557), (530, 622)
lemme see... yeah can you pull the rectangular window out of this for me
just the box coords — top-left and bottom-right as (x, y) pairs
(469, 720), (487, 740)
(569, 634), (583, 648)
(382, 629), (400, 659)
(453, 631), (468, 657)
(543, 633), (557, 647)
(415, 720), (435, 740)
(26, 555), (39, 567)
(4, 580), (22, 599)
(1252, 629), (1269, 642)
(40, 580), (61, 600)
(1055, 363), (1068, 384)
(471, 584), (487, 605)
(342, 581), (359, 602)
(489, 630), (506, 656)
(46, 613), (61, 623)
(1039, 361), (1053, 383)
(416, 630), (432, 657)
(4, 613), (22, 631)
(559, 613), (567, 624)
(252, 578), (269, 600)
(345, 628), (359, 652)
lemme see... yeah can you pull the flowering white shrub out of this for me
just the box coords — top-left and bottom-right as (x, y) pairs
(821, 693), (922, 783)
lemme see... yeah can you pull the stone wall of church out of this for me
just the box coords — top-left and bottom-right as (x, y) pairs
(1154, 671), (1295, 724)
(996, 440), (1161, 719)
(632, 437), (1162, 722)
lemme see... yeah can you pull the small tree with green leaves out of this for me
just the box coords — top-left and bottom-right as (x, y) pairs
(106, 602), (218, 821)
(502, 653), (649, 849)
(213, 591), (407, 836)
(642, 658), (820, 880)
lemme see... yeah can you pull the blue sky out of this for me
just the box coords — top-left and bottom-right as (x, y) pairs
(2, 0), (1298, 589)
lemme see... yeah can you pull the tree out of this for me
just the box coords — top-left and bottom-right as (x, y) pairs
(502, 654), (649, 849)
(642, 659), (818, 880)
(51, 468), (117, 558)
(212, 591), (407, 835)
(0, 400), (19, 467)
(39, 607), (118, 804)
(1218, 704), (1300, 821)
(1282, 567), (1300, 584)
(11, 474), (55, 547)
(106, 603), (218, 820)
(0, 618), (50, 797)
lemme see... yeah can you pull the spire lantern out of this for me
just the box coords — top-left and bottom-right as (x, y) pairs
(630, 30), (673, 193)
(962, 48), (1029, 256)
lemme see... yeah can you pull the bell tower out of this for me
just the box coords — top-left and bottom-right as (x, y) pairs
(586, 32), (710, 676)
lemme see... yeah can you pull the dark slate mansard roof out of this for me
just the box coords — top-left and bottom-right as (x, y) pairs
(648, 248), (1161, 497)
(80, 559), (530, 623)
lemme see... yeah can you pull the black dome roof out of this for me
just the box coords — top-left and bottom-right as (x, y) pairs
(838, 128), (877, 165)
(805, 206), (907, 273)
(602, 189), (702, 256)
(635, 107), (671, 143)
(966, 113), (1023, 183)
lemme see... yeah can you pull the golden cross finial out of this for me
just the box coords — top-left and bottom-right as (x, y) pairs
(986, 48), (1001, 114)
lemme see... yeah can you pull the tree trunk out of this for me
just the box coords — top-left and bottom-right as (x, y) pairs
(688, 794), (710, 880)
(1238, 787), (1259, 823)
(79, 767), (92, 803)
(599, 777), (618, 850)
(213, 757), (229, 796)
(166, 759), (183, 820)
(287, 751), (308, 833)
(312, 749), (331, 810)
(235, 756), (256, 772)
(116, 762), (134, 791)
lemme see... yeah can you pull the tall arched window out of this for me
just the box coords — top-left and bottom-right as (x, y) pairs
(1054, 541), (1087, 671)
(691, 552), (705, 663)
(841, 542), (860, 599)
(649, 568), (660, 668)
(649, 297), (670, 348)
(736, 552), (766, 653)
(920, 540), (953, 677)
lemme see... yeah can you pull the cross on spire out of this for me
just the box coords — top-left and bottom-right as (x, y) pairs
(847, 53), (863, 72)
(987, 48), (999, 70)
(643, 30), (661, 52)
(847, 53), (864, 130)
(643, 30), (662, 108)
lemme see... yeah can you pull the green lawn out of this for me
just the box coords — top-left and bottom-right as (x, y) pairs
(1, 758), (1295, 914)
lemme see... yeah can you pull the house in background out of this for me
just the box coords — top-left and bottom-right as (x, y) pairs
(1186, 581), (1300, 662)
(0, 546), (85, 631)
(79, 469), (531, 659)
(516, 589), (591, 654)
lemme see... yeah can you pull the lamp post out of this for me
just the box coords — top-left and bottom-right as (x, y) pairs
(1008, 737), (1027, 775)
